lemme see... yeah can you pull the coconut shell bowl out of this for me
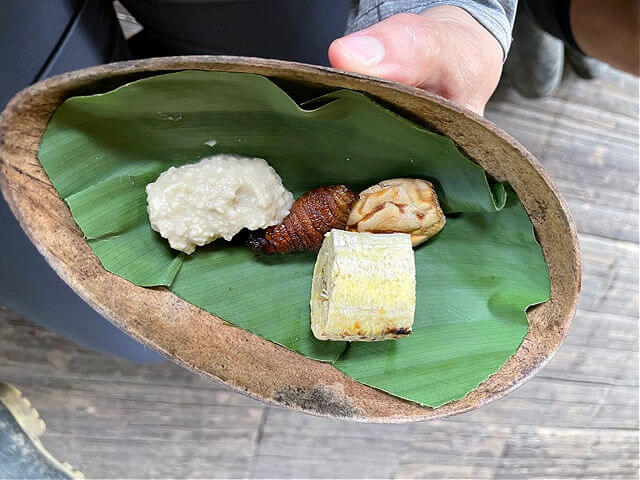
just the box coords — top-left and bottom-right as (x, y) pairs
(0, 56), (580, 422)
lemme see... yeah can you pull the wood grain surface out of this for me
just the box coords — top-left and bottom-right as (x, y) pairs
(0, 66), (636, 476)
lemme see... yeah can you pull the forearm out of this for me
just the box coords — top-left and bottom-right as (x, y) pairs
(571, 0), (639, 74)
(347, 0), (517, 56)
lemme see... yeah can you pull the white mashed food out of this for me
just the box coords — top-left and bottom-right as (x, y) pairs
(146, 154), (294, 254)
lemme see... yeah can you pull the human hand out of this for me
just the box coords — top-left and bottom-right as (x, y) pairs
(328, 6), (504, 115)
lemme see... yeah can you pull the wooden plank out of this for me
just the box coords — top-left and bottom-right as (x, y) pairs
(397, 423), (638, 479)
(250, 408), (412, 479)
(0, 310), (263, 479)
(565, 309), (638, 351)
(487, 71), (639, 243)
(579, 234), (638, 318)
(560, 188), (638, 244)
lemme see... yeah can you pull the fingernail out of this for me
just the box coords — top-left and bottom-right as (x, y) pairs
(338, 35), (385, 66)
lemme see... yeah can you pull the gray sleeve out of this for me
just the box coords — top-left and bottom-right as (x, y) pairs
(346, 0), (517, 56)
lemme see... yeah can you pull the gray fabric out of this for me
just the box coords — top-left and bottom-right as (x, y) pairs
(565, 47), (607, 80)
(346, 0), (517, 56)
(121, 0), (351, 65)
(525, 0), (583, 53)
(502, 0), (563, 98)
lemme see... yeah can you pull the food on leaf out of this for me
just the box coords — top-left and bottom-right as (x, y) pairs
(146, 154), (293, 254)
(347, 178), (446, 246)
(246, 185), (358, 255)
(310, 229), (415, 341)
(38, 70), (552, 407)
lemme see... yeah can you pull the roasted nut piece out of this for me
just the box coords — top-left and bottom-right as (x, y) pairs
(246, 185), (358, 254)
(346, 178), (446, 246)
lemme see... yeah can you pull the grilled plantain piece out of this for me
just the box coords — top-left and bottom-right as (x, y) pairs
(310, 229), (416, 341)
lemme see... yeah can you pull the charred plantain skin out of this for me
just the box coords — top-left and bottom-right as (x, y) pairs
(246, 185), (358, 254)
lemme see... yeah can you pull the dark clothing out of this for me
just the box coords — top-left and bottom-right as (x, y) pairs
(525, 0), (584, 54)
(0, 0), (160, 361)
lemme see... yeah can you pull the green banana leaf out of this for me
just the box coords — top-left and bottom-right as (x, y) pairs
(38, 70), (550, 406)
(335, 190), (550, 406)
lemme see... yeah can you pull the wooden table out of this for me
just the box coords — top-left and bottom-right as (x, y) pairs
(0, 66), (637, 479)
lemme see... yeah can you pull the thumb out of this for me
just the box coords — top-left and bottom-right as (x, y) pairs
(328, 14), (442, 89)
